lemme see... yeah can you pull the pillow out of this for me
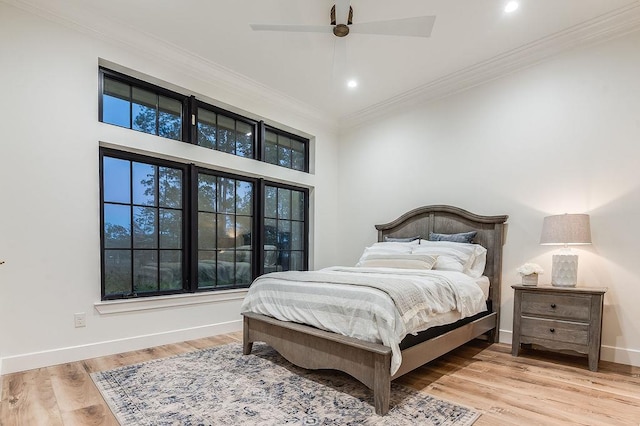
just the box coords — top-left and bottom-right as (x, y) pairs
(429, 231), (477, 244)
(383, 235), (421, 243)
(357, 253), (437, 270)
(412, 241), (487, 277)
(411, 246), (473, 273)
(356, 242), (415, 265)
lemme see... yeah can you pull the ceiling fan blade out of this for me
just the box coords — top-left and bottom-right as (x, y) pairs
(250, 23), (333, 33)
(335, 0), (351, 25)
(349, 15), (436, 37)
(332, 37), (347, 82)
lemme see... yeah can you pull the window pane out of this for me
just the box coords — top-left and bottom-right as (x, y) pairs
(132, 87), (157, 135)
(217, 214), (234, 248)
(103, 95), (131, 128)
(160, 250), (182, 290)
(217, 115), (235, 154)
(236, 121), (253, 158)
(264, 218), (277, 245)
(159, 209), (182, 249)
(103, 157), (131, 203)
(133, 250), (158, 293)
(104, 204), (131, 248)
(278, 220), (291, 250)
(217, 177), (235, 213)
(103, 78), (131, 128)
(264, 186), (277, 218)
(264, 249), (278, 273)
(197, 108), (217, 149)
(236, 216), (252, 247)
(104, 250), (131, 296)
(198, 212), (216, 250)
(278, 145), (292, 168)
(277, 188), (291, 219)
(133, 206), (157, 248)
(236, 181), (252, 216)
(292, 149), (305, 171)
(291, 190), (304, 221)
(291, 221), (303, 250)
(265, 141), (278, 165)
(198, 251), (216, 288)
(265, 130), (278, 165)
(158, 96), (182, 141)
(198, 174), (217, 213)
(132, 162), (156, 206)
(159, 167), (182, 208)
(104, 77), (129, 99)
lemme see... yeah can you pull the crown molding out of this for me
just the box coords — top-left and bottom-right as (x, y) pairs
(2, 0), (339, 134)
(340, 3), (640, 130)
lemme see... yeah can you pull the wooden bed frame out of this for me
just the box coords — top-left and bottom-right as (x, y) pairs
(243, 205), (508, 415)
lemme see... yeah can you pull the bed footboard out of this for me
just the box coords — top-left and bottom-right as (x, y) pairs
(242, 312), (393, 415)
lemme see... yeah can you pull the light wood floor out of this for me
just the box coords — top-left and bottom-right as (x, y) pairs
(1, 333), (639, 425)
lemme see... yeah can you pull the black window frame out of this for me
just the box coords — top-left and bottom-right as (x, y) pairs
(99, 148), (309, 301)
(191, 98), (258, 159)
(262, 124), (310, 173)
(98, 68), (310, 173)
(99, 68), (190, 142)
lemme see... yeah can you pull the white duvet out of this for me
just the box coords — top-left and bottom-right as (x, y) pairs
(240, 267), (487, 374)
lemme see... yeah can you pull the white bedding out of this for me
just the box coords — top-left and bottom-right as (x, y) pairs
(240, 267), (487, 374)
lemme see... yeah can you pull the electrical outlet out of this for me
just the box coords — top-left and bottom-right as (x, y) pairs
(74, 312), (86, 328)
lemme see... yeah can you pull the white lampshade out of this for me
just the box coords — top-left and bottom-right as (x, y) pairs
(540, 214), (591, 246)
(540, 214), (591, 287)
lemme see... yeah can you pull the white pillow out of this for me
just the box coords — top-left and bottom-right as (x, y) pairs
(357, 253), (437, 270)
(356, 242), (416, 265)
(413, 241), (487, 277)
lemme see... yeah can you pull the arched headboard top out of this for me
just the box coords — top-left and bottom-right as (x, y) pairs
(375, 205), (508, 320)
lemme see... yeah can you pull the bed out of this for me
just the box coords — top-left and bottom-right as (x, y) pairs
(241, 205), (508, 415)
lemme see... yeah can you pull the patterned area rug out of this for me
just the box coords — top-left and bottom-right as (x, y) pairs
(91, 342), (480, 425)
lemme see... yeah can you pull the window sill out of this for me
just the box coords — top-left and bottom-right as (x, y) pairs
(94, 289), (248, 315)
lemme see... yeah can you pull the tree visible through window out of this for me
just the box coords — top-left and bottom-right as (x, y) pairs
(99, 68), (309, 172)
(102, 156), (185, 298)
(100, 149), (308, 300)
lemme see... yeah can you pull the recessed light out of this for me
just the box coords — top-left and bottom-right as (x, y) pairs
(504, 1), (519, 13)
(347, 80), (358, 89)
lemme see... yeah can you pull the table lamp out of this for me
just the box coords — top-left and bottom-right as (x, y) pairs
(540, 213), (591, 287)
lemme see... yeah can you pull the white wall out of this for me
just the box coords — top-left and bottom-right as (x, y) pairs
(0, 3), (340, 373)
(338, 31), (640, 366)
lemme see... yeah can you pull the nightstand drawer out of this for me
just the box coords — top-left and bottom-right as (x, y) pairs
(521, 292), (590, 321)
(521, 317), (589, 345)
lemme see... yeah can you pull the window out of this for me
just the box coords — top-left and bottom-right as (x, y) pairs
(102, 154), (187, 298)
(100, 149), (308, 300)
(197, 172), (255, 289)
(264, 185), (308, 272)
(101, 71), (185, 141)
(264, 128), (308, 172)
(99, 68), (309, 172)
(196, 105), (255, 158)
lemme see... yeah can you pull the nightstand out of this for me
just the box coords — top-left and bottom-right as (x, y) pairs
(511, 285), (607, 371)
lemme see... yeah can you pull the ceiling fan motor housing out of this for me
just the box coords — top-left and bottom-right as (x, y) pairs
(333, 24), (349, 37)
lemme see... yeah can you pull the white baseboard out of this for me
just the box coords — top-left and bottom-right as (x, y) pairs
(497, 329), (640, 367)
(1, 320), (242, 375)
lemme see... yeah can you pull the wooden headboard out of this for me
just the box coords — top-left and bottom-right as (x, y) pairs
(375, 205), (508, 324)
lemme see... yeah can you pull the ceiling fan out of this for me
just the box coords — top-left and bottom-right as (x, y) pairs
(250, 1), (435, 84)
(250, 1), (436, 39)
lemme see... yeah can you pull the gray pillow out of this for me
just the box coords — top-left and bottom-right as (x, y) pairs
(429, 231), (477, 244)
(383, 235), (420, 243)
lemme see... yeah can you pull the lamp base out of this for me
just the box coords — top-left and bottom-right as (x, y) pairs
(551, 253), (578, 287)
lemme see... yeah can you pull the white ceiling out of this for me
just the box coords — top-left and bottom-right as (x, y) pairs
(8, 0), (640, 125)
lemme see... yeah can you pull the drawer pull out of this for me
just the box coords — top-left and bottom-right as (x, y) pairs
(550, 304), (556, 309)
(549, 328), (555, 333)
